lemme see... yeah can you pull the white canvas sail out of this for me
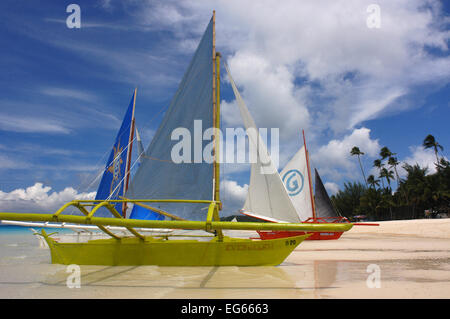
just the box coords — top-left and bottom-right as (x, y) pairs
(280, 146), (313, 221)
(125, 17), (215, 220)
(135, 126), (145, 164)
(224, 63), (300, 223)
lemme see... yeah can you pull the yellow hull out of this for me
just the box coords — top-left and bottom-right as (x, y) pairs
(43, 233), (310, 266)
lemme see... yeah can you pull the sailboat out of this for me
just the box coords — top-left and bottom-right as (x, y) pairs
(241, 128), (350, 240)
(0, 12), (353, 266)
(0, 89), (169, 240)
(242, 129), (374, 240)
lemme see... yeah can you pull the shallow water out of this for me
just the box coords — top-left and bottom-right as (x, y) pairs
(0, 227), (449, 298)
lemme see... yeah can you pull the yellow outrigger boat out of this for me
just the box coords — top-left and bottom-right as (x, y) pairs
(0, 12), (352, 266)
(0, 199), (351, 266)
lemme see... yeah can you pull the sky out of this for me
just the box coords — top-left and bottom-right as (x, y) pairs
(0, 0), (449, 215)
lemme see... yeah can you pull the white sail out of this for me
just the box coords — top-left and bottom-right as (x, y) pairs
(224, 63), (300, 223)
(135, 126), (145, 164)
(125, 18), (215, 220)
(280, 146), (313, 221)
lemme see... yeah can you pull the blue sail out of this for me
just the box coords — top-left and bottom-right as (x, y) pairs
(95, 90), (135, 216)
(129, 204), (165, 220)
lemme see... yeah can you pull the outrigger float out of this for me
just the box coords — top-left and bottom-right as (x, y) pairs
(0, 12), (353, 266)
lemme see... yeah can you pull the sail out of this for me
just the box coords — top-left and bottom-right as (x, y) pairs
(129, 204), (165, 221)
(95, 90), (136, 216)
(224, 63), (300, 223)
(314, 168), (339, 218)
(135, 126), (145, 164)
(279, 146), (313, 221)
(128, 125), (165, 220)
(125, 17), (215, 220)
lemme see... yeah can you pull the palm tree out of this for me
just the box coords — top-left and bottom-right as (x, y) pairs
(350, 146), (368, 187)
(373, 159), (384, 188)
(387, 156), (401, 187)
(367, 174), (380, 189)
(423, 134), (444, 167)
(380, 146), (395, 161)
(380, 167), (395, 188)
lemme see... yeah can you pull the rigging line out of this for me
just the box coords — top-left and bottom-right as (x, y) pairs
(72, 120), (136, 195)
(85, 135), (138, 193)
(78, 98), (169, 197)
(105, 147), (143, 202)
(68, 136), (138, 216)
(138, 155), (173, 163)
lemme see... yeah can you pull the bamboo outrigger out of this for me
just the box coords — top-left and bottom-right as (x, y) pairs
(0, 199), (352, 266)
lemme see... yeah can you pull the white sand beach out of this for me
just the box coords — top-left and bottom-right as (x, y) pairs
(0, 218), (449, 299)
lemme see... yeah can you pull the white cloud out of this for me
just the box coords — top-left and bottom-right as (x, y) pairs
(40, 87), (98, 103)
(399, 145), (446, 177)
(0, 183), (96, 213)
(125, 0), (449, 193)
(225, 51), (310, 140)
(324, 182), (340, 195)
(311, 127), (380, 180)
(0, 154), (31, 170)
(134, 0), (449, 139)
(220, 179), (248, 215)
(0, 113), (71, 134)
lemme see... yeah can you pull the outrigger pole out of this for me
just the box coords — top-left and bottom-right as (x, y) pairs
(0, 209), (353, 236)
(303, 129), (316, 219)
(122, 87), (137, 218)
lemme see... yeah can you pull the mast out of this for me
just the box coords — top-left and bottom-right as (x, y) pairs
(212, 10), (221, 208)
(122, 88), (137, 218)
(214, 52), (221, 207)
(303, 129), (316, 219)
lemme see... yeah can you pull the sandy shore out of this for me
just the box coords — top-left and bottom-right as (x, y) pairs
(0, 218), (449, 299)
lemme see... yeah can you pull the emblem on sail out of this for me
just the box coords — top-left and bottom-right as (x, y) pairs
(107, 141), (124, 197)
(282, 169), (304, 196)
(279, 145), (313, 221)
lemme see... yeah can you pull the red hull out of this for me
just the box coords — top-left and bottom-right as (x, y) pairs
(256, 217), (348, 241)
(257, 230), (343, 240)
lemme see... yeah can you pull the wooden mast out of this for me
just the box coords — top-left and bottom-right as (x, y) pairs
(122, 88), (137, 218)
(303, 129), (316, 219)
(212, 10), (221, 208)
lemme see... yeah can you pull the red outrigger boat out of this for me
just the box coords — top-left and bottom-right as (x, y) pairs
(256, 217), (348, 240)
(242, 131), (378, 241)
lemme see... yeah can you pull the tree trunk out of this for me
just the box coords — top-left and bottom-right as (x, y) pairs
(358, 155), (368, 188)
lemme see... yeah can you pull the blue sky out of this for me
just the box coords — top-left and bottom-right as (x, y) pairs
(0, 0), (448, 214)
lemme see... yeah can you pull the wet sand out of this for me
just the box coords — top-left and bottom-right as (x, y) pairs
(0, 219), (449, 299)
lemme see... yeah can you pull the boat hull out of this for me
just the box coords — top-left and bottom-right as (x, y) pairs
(257, 230), (343, 241)
(43, 234), (310, 266)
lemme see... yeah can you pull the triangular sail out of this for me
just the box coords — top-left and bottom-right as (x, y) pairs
(224, 63), (300, 223)
(279, 146), (314, 221)
(125, 17), (215, 220)
(314, 168), (339, 218)
(95, 90), (136, 216)
(135, 126), (145, 164)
